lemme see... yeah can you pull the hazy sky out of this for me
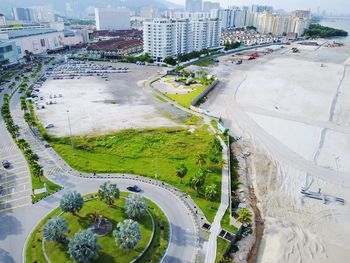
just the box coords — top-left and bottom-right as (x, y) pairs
(168, 0), (349, 13)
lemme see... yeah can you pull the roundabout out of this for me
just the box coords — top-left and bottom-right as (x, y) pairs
(26, 192), (168, 263)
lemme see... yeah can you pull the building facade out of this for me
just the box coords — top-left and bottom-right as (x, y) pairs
(185, 0), (202, 12)
(95, 8), (131, 31)
(202, 1), (220, 12)
(143, 17), (220, 62)
(12, 6), (55, 23)
(0, 41), (18, 66)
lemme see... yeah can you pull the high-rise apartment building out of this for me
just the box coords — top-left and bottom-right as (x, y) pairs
(202, 1), (220, 12)
(12, 6), (55, 22)
(143, 17), (220, 62)
(12, 7), (32, 22)
(140, 5), (159, 19)
(95, 8), (131, 31)
(185, 0), (203, 12)
(0, 14), (6, 26)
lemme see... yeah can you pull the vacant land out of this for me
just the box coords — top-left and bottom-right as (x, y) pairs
(36, 63), (188, 136)
(50, 126), (222, 222)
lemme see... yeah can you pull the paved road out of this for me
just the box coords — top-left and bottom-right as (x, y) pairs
(0, 67), (199, 263)
(0, 77), (32, 214)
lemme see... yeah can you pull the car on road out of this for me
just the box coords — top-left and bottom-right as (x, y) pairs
(45, 123), (54, 129)
(2, 160), (10, 168)
(126, 185), (142, 192)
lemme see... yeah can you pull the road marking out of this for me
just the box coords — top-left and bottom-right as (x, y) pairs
(0, 203), (30, 213)
(1, 177), (30, 189)
(0, 195), (30, 205)
(0, 188), (31, 198)
(0, 170), (29, 179)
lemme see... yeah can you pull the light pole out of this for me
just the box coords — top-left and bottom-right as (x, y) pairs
(67, 110), (75, 155)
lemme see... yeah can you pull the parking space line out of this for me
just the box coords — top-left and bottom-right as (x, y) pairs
(0, 170), (29, 179)
(0, 195), (31, 205)
(0, 203), (30, 213)
(1, 177), (30, 189)
(0, 188), (31, 199)
(4, 165), (28, 172)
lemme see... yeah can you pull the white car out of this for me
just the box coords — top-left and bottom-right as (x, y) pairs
(45, 123), (54, 129)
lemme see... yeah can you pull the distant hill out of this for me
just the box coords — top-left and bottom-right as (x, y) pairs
(1, 0), (183, 17)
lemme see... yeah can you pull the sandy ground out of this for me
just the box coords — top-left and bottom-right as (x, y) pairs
(202, 40), (350, 263)
(153, 77), (193, 94)
(36, 63), (187, 136)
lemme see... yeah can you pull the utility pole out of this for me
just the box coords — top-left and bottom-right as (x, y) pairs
(67, 110), (75, 155)
(155, 157), (158, 179)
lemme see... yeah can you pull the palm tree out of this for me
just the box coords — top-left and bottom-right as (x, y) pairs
(190, 170), (206, 196)
(236, 208), (253, 225)
(98, 181), (120, 205)
(205, 184), (218, 208)
(124, 193), (147, 219)
(113, 219), (141, 250)
(176, 163), (188, 184)
(195, 153), (207, 167)
(43, 216), (69, 243)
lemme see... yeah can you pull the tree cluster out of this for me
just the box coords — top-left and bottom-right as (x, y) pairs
(305, 24), (348, 38)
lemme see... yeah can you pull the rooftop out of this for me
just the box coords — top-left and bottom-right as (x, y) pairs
(4, 28), (59, 39)
(87, 38), (142, 51)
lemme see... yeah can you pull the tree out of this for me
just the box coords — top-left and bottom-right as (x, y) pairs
(98, 181), (120, 205)
(68, 229), (99, 263)
(205, 184), (218, 208)
(43, 216), (69, 243)
(236, 208), (253, 225)
(60, 191), (84, 215)
(113, 219), (141, 250)
(195, 153), (207, 167)
(176, 163), (188, 184)
(164, 56), (177, 66)
(124, 193), (147, 219)
(190, 170), (206, 195)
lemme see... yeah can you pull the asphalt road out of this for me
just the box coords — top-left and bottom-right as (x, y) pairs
(0, 65), (199, 263)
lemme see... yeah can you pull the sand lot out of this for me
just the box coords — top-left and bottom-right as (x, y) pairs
(36, 63), (186, 136)
(202, 40), (350, 263)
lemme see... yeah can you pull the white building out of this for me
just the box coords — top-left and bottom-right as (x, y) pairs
(203, 1), (220, 12)
(95, 8), (130, 31)
(0, 14), (6, 26)
(12, 6), (55, 23)
(143, 17), (220, 62)
(185, 0), (202, 12)
(140, 5), (159, 19)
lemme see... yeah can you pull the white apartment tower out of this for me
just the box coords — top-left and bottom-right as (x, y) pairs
(143, 17), (220, 62)
(95, 8), (130, 31)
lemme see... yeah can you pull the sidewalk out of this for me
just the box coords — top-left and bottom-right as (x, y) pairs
(204, 136), (230, 263)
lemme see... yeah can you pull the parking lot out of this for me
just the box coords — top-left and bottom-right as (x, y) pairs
(34, 61), (188, 136)
(0, 125), (31, 212)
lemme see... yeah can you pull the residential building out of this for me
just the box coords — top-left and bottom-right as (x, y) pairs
(0, 14), (6, 26)
(95, 8), (130, 31)
(91, 29), (143, 41)
(143, 17), (220, 62)
(203, 1), (220, 12)
(186, 0), (202, 12)
(140, 5), (159, 19)
(12, 7), (32, 22)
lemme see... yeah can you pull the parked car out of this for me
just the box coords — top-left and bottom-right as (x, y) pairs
(45, 123), (54, 129)
(126, 185), (142, 193)
(2, 160), (10, 168)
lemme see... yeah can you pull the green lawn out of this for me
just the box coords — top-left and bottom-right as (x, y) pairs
(26, 194), (168, 263)
(194, 58), (216, 67)
(215, 237), (230, 263)
(221, 208), (238, 234)
(165, 84), (208, 108)
(49, 126), (222, 222)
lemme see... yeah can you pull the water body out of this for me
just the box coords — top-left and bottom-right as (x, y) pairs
(320, 18), (350, 39)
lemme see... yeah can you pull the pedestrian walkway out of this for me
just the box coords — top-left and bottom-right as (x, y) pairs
(204, 136), (230, 263)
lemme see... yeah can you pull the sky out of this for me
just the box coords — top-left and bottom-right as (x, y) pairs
(168, 0), (350, 13)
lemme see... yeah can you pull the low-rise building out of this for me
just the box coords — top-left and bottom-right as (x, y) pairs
(85, 38), (143, 59)
(0, 40), (18, 66)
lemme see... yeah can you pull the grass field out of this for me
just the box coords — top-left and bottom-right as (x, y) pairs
(215, 237), (230, 263)
(49, 126), (222, 222)
(26, 193), (168, 263)
(194, 58), (216, 67)
(165, 85), (208, 108)
(221, 208), (238, 234)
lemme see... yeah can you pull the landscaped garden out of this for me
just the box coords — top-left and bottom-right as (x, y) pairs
(49, 126), (222, 223)
(26, 182), (169, 263)
(155, 70), (216, 108)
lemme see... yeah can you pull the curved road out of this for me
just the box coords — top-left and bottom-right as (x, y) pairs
(0, 69), (198, 263)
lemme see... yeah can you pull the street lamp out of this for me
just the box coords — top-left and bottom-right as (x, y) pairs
(67, 110), (75, 155)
